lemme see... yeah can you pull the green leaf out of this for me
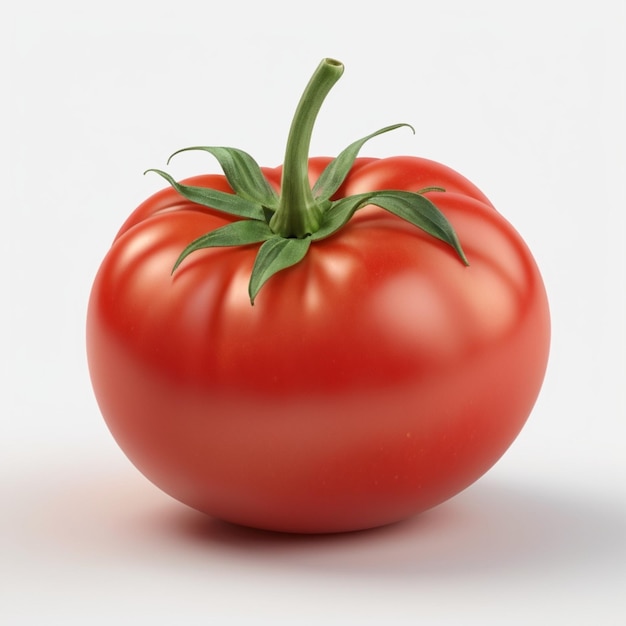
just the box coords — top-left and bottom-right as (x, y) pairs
(311, 193), (373, 241)
(415, 186), (446, 195)
(168, 146), (280, 209)
(145, 169), (265, 220)
(249, 236), (312, 304)
(368, 190), (469, 264)
(311, 124), (414, 203)
(172, 220), (274, 272)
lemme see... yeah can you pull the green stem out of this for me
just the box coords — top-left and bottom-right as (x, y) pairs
(269, 58), (344, 238)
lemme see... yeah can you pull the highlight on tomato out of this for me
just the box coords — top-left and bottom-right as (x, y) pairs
(87, 58), (550, 533)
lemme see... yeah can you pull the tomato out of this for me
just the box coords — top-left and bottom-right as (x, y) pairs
(87, 59), (550, 533)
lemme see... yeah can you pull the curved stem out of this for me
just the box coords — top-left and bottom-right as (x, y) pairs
(269, 58), (344, 238)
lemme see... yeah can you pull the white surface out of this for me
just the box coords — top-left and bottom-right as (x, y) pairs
(3, 1), (625, 624)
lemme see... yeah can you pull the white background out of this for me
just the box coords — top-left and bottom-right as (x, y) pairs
(2, 1), (625, 624)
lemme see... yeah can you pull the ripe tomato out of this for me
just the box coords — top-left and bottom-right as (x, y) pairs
(87, 59), (550, 533)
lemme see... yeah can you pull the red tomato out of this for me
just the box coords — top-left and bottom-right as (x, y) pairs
(87, 154), (550, 533)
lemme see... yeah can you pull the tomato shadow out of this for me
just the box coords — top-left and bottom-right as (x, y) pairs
(19, 458), (625, 582)
(156, 479), (626, 580)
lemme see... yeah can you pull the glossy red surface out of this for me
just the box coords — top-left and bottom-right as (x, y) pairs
(87, 157), (550, 533)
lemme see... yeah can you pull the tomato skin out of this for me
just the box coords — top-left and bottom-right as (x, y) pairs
(87, 156), (550, 533)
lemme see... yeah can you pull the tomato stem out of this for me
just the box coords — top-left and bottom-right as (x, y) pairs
(269, 58), (344, 238)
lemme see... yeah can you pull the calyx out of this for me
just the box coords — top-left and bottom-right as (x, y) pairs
(146, 58), (468, 304)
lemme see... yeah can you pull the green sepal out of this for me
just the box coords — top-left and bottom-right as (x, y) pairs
(145, 169), (265, 221)
(249, 236), (312, 304)
(368, 190), (469, 264)
(172, 220), (274, 272)
(168, 146), (280, 209)
(312, 124), (414, 203)
(311, 193), (373, 241)
(311, 189), (467, 266)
